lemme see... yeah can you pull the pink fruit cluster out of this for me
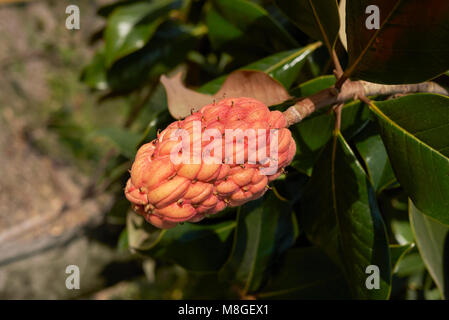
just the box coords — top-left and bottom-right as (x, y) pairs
(125, 97), (296, 229)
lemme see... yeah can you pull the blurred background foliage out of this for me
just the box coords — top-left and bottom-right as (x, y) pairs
(1, 0), (448, 300)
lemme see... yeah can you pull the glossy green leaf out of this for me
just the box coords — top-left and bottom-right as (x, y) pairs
(289, 74), (336, 97)
(257, 247), (351, 299)
(395, 249), (425, 278)
(370, 94), (449, 224)
(354, 122), (396, 192)
(275, 0), (340, 52)
(410, 200), (449, 299)
(244, 42), (322, 89)
(391, 219), (414, 245)
(207, 0), (298, 61)
(345, 0), (449, 84)
(138, 109), (174, 147)
(91, 127), (140, 159)
(301, 133), (391, 299)
(128, 211), (236, 272)
(104, 0), (178, 66)
(199, 44), (321, 94)
(133, 84), (175, 144)
(107, 22), (200, 92)
(220, 192), (295, 294)
(390, 243), (414, 273)
(153, 222), (235, 272)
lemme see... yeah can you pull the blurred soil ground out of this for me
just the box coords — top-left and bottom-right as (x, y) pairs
(0, 0), (140, 299)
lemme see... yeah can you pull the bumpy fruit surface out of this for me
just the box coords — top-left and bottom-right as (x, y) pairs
(125, 97), (296, 229)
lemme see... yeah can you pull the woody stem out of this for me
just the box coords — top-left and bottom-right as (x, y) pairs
(283, 80), (449, 127)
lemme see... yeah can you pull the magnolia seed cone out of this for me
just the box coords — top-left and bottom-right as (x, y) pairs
(125, 97), (296, 229)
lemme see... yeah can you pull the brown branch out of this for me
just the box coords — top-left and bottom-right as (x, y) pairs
(283, 80), (449, 127)
(334, 74), (348, 90)
(331, 49), (344, 80)
(333, 103), (343, 134)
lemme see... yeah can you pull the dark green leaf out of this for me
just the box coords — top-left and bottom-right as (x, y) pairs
(91, 127), (140, 159)
(291, 99), (370, 175)
(288, 75), (336, 175)
(132, 84), (175, 143)
(345, 0), (449, 84)
(354, 122), (396, 192)
(275, 0), (340, 52)
(391, 219), (414, 245)
(257, 247), (351, 299)
(199, 44), (321, 94)
(390, 243), (414, 273)
(370, 94), (449, 224)
(290, 74), (336, 97)
(104, 0), (178, 66)
(108, 197), (132, 225)
(394, 249), (425, 278)
(244, 42), (322, 89)
(220, 192), (296, 294)
(410, 199), (449, 299)
(152, 222), (235, 272)
(128, 211), (236, 272)
(105, 160), (132, 186)
(107, 22), (200, 92)
(137, 109), (174, 147)
(301, 133), (391, 299)
(207, 0), (298, 61)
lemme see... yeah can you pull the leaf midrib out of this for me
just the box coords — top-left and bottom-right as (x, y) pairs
(330, 134), (387, 298)
(265, 42), (321, 74)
